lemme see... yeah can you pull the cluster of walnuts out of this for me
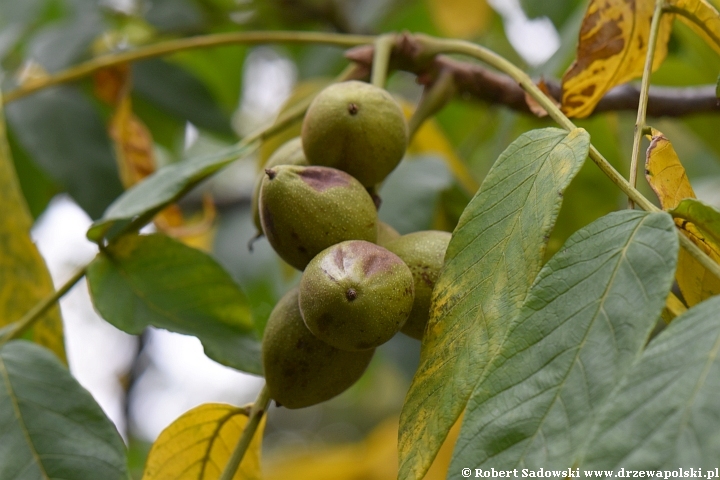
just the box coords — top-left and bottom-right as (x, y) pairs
(252, 81), (451, 409)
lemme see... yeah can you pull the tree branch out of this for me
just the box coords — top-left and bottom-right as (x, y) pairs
(345, 39), (720, 118)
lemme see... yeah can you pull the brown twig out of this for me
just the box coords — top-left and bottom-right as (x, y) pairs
(346, 38), (720, 118)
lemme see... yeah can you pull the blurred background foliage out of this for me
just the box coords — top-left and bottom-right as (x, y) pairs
(1, 0), (719, 477)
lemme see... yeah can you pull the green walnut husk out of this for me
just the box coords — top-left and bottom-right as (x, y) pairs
(384, 230), (451, 340)
(262, 288), (374, 409)
(251, 137), (308, 234)
(376, 221), (401, 246)
(299, 240), (415, 351)
(301, 80), (408, 187)
(259, 165), (378, 270)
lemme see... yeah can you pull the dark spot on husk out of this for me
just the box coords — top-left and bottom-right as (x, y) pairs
(348, 103), (359, 115)
(346, 288), (358, 301)
(420, 271), (434, 288)
(318, 313), (333, 333)
(362, 251), (393, 277)
(299, 166), (351, 192)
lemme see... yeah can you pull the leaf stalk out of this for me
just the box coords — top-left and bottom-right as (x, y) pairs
(219, 384), (271, 480)
(3, 31), (375, 103)
(0, 266), (87, 347)
(628, 0), (666, 208)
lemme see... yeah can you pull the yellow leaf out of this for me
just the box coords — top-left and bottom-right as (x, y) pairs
(427, 0), (491, 38)
(0, 98), (67, 363)
(645, 128), (696, 209)
(644, 129), (720, 306)
(263, 415), (462, 480)
(110, 96), (157, 188)
(670, 0), (720, 55)
(143, 403), (264, 480)
(0, 95), (66, 362)
(561, 0), (674, 118)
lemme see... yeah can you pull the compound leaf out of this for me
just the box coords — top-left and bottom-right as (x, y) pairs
(399, 128), (589, 480)
(450, 211), (678, 473)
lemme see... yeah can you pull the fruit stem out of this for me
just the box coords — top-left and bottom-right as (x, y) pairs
(371, 34), (396, 88)
(628, 0), (666, 209)
(0, 266), (87, 347)
(219, 384), (272, 480)
(407, 68), (456, 139)
(3, 31), (375, 104)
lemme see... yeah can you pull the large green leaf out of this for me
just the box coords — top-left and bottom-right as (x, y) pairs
(133, 59), (233, 136)
(5, 86), (124, 219)
(86, 141), (256, 243)
(581, 294), (720, 470)
(399, 127), (590, 480)
(449, 211), (678, 474)
(0, 341), (128, 479)
(86, 233), (261, 374)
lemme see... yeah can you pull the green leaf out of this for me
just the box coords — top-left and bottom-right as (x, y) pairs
(399, 127), (590, 480)
(5, 86), (124, 219)
(450, 211), (678, 473)
(582, 294), (720, 469)
(86, 233), (261, 374)
(0, 341), (128, 479)
(25, 12), (104, 73)
(133, 59), (234, 136)
(86, 141), (256, 243)
(670, 198), (720, 246)
(378, 155), (454, 234)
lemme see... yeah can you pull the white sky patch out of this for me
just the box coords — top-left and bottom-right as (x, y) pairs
(488, 0), (560, 67)
(233, 46), (297, 136)
(31, 195), (265, 442)
(128, 329), (264, 441)
(32, 195), (136, 439)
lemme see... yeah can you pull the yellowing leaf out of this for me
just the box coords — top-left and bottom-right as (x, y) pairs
(263, 416), (462, 480)
(110, 96), (156, 188)
(427, 0), (491, 38)
(645, 128), (696, 208)
(562, 0), (673, 118)
(670, 0), (720, 55)
(645, 129), (720, 306)
(143, 403), (264, 480)
(0, 95), (66, 362)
